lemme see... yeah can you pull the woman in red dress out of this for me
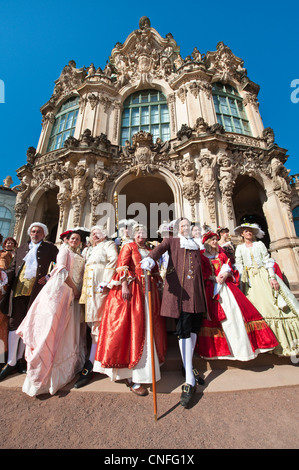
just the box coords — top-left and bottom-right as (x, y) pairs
(93, 225), (167, 396)
(196, 231), (278, 360)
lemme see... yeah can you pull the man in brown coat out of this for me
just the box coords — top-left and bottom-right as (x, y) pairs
(0, 222), (59, 381)
(141, 218), (207, 407)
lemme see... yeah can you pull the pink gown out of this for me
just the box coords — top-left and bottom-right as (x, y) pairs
(17, 244), (86, 396)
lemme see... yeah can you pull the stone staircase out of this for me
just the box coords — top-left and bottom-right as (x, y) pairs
(0, 332), (298, 395)
(162, 332), (290, 373)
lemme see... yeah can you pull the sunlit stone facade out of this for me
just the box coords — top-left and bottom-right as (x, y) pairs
(10, 17), (299, 292)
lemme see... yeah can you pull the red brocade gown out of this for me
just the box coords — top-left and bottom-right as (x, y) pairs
(196, 251), (279, 360)
(93, 242), (167, 383)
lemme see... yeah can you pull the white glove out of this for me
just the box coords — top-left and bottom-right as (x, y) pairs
(140, 257), (155, 271)
(0, 270), (8, 286)
(97, 281), (108, 293)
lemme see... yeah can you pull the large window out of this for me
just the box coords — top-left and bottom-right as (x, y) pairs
(47, 96), (79, 152)
(293, 206), (299, 236)
(212, 83), (251, 136)
(120, 90), (170, 147)
(0, 207), (12, 240)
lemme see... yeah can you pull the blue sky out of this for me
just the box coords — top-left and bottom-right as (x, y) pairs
(0, 0), (298, 186)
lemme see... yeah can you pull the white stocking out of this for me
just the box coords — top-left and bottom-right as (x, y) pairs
(88, 343), (97, 364)
(190, 332), (197, 350)
(7, 331), (20, 366)
(179, 335), (196, 387)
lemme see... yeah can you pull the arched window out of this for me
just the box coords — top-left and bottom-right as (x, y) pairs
(47, 96), (79, 152)
(120, 90), (170, 147)
(212, 83), (251, 135)
(293, 206), (299, 236)
(0, 207), (12, 240)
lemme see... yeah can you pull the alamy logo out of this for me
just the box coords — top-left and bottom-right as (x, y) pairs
(0, 80), (4, 103)
(290, 79), (299, 103)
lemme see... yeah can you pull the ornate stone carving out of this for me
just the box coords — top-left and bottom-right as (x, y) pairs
(110, 17), (180, 88)
(12, 175), (32, 237)
(26, 147), (37, 165)
(12, 175), (31, 205)
(57, 179), (72, 225)
(194, 117), (209, 135)
(270, 157), (292, 215)
(131, 131), (155, 176)
(180, 156), (199, 221)
(3, 176), (13, 188)
(116, 131), (172, 178)
(49, 60), (86, 106)
(88, 93), (100, 110)
(177, 124), (193, 141)
(198, 153), (217, 222)
(217, 153), (236, 220)
(263, 127), (275, 147)
(89, 168), (109, 226)
(41, 111), (55, 128)
(243, 92), (259, 109)
(241, 148), (265, 177)
(64, 136), (79, 148)
(177, 86), (188, 103)
(70, 165), (90, 226)
(205, 41), (247, 84)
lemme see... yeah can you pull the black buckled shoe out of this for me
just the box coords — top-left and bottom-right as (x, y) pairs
(193, 368), (205, 386)
(0, 363), (17, 382)
(181, 366), (205, 386)
(180, 383), (196, 408)
(17, 359), (27, 374)
(74, 360), (93, 389)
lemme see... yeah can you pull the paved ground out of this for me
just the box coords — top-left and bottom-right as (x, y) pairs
(1, 352), (299, 451)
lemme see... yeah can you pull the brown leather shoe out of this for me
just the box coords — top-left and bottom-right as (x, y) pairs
(130, 384), (149, 396)
(125, 380), (149, 396)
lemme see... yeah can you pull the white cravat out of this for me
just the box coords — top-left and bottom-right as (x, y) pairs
(23, 241), (42, 280)
(178, 234), (199, 250)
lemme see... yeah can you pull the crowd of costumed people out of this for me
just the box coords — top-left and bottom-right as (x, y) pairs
(0, 217), (298, 408)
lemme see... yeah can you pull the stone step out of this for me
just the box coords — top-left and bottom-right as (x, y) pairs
(163, 333), (291, 372)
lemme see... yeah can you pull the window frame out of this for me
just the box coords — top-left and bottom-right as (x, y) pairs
(212, 83), (251, 136)
(0, 206), (12, 240)
(293, 206), (299, 237)
(47, 96), (80, 152)
(120, 90), (170, 147)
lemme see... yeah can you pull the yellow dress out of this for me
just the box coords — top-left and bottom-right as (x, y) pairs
(235, 241), (299, 356)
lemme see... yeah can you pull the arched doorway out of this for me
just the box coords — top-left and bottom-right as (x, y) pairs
(119, 176), (175, 241)
(232, 175), (270, 247)
(31, 188), (60, 243)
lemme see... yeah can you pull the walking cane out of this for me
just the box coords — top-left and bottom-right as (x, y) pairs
(144, 269), (158, 422)
(113, 191), (119, 237)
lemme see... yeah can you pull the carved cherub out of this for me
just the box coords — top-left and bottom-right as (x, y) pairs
(180, 157), (196, 183)
(271, 157), (291, 194)
(72, 165), (90, 194)
(92, 168), (109, 193)
(199, 154), (217, 196)
(12, 175), (31, 203)
(217, 154), (235, 193)
(3, 176), (13, 188)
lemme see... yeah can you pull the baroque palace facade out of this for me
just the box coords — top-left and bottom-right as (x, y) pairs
(11, 17), (299, 292)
